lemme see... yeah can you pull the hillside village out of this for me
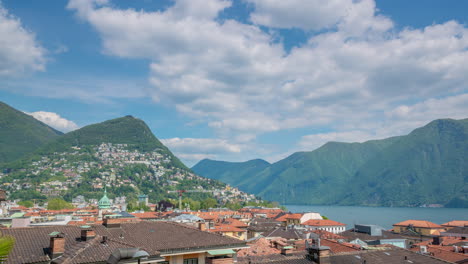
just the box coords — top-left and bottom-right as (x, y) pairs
(0, 143), (257, 206)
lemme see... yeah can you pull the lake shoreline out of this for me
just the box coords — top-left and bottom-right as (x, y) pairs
(285, 204), (468, 230)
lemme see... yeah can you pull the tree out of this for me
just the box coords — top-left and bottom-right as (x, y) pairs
(17, 200), (34, 208)
(0, 233), (14, 262)
(201, 198), (217, 209)
(47, 198), (74, 210)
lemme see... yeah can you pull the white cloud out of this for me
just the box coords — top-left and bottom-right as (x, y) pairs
(0, 3), (46, 76)
(299, 93), (468, 151)
(245, 0), (392, 33)
(299, 130), (380, 150)
(161, 137), (242, 165)
(66, 0), (468, 161)
(27, 111), (79, 132)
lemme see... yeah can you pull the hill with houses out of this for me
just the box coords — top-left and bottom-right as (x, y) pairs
(0, 102), (258, 207)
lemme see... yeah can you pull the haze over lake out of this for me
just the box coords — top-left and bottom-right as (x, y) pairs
(287, 205), (468, 230)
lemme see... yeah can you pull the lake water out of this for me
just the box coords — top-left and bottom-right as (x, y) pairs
(286, 205), (468, 230)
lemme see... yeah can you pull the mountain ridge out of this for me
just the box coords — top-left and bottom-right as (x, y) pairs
(193, 118), (468, 207)
(0, 102), (63, 164)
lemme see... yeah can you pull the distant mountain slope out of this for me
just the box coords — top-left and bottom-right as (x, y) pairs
(36, 115), (187, 170)
(192, 159), (270, 186)
(193, 118), (468, 207)
(0, 102), (62, 164)
(341, 118), (468, 207)
(1, 114), (232, 204)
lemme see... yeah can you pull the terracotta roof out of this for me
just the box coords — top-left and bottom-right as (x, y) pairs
(302, 219), (345, 227)
(310, 239), (360, 254)
(237, 253), (309, 264)
(208, 224), (246, 233)
(442, 226), (468, 236)
(217, 218), (248, 228)
(329, 247), (455, 264)
(393, 220), (444, 229)
(339, 229), (406, 241)
(441, 220), (468, 227)
(308, 230), (345, 240)
(2, 221), (246, 264)
(131, 212), (160, 219)
(187, 211), (253, 221)
(413, 236), (466, 247)
(237, 238), (281, 257)
(275, 213), (302, 222)
(410, 245), (468, 263)
(261, 227), (306, 240)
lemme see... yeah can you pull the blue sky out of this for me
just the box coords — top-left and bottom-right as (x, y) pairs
(1, 0), (468, 166)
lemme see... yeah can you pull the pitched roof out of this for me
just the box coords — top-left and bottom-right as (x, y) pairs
(441, 220), (468, 227)
(329, 247), (455, 264)
(441, 226), (468, 236)
(217, 218), (248, 228)
(308, 230), (345, 240)
(237, 238), (280, 257)
(410, 245), (468, 263)
(302, 219), (345, 227)
(261, 227), (306, 240)
(319, 239), (361, 253)
(275, 214), (302, 222)
(208, 225), (246, 233)
(339, 229), (406, 241)
(393, 220), (444, 229)
(2, 221), (246, 264)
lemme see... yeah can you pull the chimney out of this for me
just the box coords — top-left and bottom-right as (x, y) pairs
(198, 222), (207, 231)
(49, 232), (65, 259)
(306, 239), (331, 264)
(103, 217), (122, 228)
(80, 225), (96, 241)
(432, 236), (442, 245)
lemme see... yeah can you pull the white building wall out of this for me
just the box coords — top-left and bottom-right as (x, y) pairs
(300, 212), (323, 223)
(310, 225), (345, 234)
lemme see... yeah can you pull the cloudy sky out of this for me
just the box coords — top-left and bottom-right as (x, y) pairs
(1, 0), (467, 166)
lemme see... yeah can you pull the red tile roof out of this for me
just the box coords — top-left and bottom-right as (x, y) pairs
(393, 220), (444, 229)
(186, 211), (253, 221)
(217, 218), (248, 228)
(302, 219), (345, 227)
(308, 229), (346, 240)
(413, 236), (466, 247)
(237, 238), (281, 257)
(441, 220), (468, 227)
(208, 224), (247, 233)
(410, 245), (468, 263)
(275, 213), (302, 222)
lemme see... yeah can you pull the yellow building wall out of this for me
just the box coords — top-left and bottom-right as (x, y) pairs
(393, 226), (444, 236)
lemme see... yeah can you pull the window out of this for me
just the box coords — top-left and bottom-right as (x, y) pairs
(184, 258), (198, 264)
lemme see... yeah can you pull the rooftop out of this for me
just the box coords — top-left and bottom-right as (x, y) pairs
(393, 220), (444, 229)
(2, 221), (246, 264)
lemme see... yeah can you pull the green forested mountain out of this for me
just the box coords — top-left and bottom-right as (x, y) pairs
(0, 102), (62, 164)
(35, 115), (188, 170)
(0, 114), (241, 207)
(193, 118), (468, 207)
(192, 159), (270, 186)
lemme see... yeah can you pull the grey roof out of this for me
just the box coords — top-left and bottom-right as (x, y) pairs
(261, 227), (307, 240)
(340, 229), (408, 242)
(2, 221), (246, 264)
(171, 214), (204, 222)
(442, 227), (468, 236)
(328, 247), (455, 264)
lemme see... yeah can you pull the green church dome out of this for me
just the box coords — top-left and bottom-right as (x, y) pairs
(98, 188), (111, 209)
